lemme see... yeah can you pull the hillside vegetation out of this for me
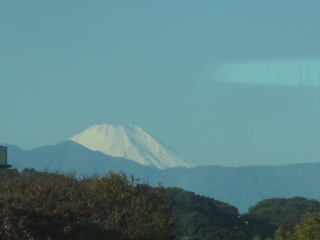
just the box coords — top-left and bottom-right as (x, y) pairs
(9, 142), (320, 213)
(1, 169), (320, 240)
(0, 169), (173, 240)
(166, 187), (249, 240)
(243, 197), (320, 240)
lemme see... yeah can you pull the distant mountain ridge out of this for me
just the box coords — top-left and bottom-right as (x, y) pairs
(4, 141), (320, 213)
(69, 124), (198, 169)
(6, 141), (160, 177)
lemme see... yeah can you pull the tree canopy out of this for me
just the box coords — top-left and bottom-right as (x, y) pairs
(0, 170), (174, 240)
(1, 169), (320, 240)
(244, 197), (320, 240)
(166, 187), (249, 240)
(275, 212), (320, 240)
(246, 197), (320, 228)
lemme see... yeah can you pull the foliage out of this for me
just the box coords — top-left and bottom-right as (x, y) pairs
(245, 197), (320, 228)
(166, 187), (250, 240)
(242, 197), (320, 240)
(0, 170), (174, 240)
(275, 212), (320, 240)
(2, 168), (320, 240)
(242, 212), (276, 239)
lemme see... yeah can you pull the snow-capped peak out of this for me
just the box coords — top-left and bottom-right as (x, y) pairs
(69, 124), (198, 169)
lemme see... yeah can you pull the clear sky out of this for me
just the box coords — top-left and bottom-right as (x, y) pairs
(1, 1), (320, 166)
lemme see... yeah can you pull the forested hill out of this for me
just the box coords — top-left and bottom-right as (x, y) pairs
(1, 170), (320, 240)
(158, 163), (320, 212)
(6, 141), (320, 213)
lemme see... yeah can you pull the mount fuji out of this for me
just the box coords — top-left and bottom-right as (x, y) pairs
(69, 124), (198, 169)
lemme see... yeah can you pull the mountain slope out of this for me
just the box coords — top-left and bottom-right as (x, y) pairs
(5, 142), (320, 213)
(157, 163), (320, 212)
(7, 141), (160, 178)
(69, 124), (197, 169)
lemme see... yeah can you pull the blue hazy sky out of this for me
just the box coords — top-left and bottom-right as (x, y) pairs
(1, 1), (320, 166)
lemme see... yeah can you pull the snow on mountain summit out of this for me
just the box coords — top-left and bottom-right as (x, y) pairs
(69, 124), (198, 169)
